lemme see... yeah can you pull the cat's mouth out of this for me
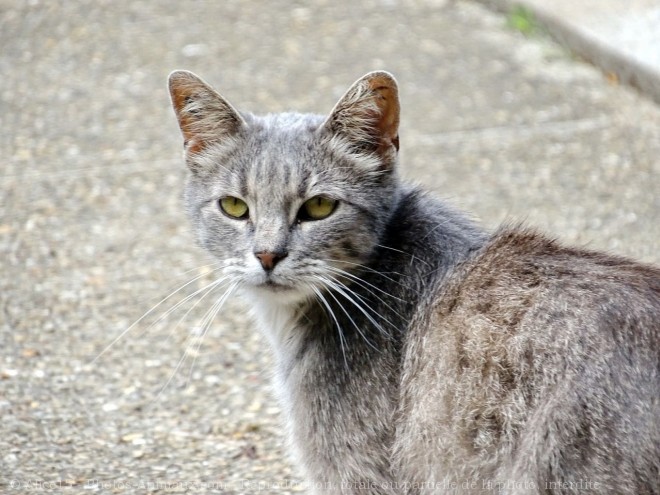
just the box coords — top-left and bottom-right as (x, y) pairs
(262, 280), (291, 291)
(250, 277), (295, 293)
(244, 277), (314, 305)
(243, 269), (307, 297)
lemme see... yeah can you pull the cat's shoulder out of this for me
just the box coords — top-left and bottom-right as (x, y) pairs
(433, 224), (660, 327)
(458, 224), (658, 288)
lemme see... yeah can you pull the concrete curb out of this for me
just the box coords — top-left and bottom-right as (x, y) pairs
(476, 0), (660, 104)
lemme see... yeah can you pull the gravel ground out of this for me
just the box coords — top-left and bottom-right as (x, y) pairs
(1, 1), (659, 493)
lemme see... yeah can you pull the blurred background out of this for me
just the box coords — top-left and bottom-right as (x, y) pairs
(1, 0), (659, 493)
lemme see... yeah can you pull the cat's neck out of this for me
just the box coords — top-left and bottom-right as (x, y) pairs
(367, 185), (487, 310)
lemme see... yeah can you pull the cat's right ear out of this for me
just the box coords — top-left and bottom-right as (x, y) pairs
(168, 70), (246, 156)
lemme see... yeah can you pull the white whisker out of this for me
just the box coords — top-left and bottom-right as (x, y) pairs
(323, 277), (392, 336)
(322, 258), (424, 296)
(323, 257), (411, 283)
(162, 276), (231, 344)
(144, 275), (231, 340)
(154, 281), (239, 404)
(326, 276), (396, 333)
(310, 284), (349, 369)
(176, 260), (234, 278)
(91, 268), (225, 364)
(325, 265), (407, 306)
(323, 267), (407, 330)
(319, 277), (383, 352)
(374, 243), (431, 267)
(184, 282), (239, 387)
(420, 217), (454, 241)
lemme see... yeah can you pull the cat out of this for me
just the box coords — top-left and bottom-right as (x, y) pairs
(167, 70), (659, 494)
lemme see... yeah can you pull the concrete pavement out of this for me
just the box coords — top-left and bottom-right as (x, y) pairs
(481, 0), (660, 102)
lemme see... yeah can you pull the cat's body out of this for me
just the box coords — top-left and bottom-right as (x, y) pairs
(168, 70), (659, 494)
(398, 227), (659, 493)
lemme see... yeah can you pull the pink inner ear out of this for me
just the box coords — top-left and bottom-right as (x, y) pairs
(322, 71), (400, 159)
(367, 81), (400, 153)
(169, 83), (204, 150)
(373, 86), (399, 138)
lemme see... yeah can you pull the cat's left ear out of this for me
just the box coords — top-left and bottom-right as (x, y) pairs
(322, 71), (400, 165)
(168, 70), (246, 155)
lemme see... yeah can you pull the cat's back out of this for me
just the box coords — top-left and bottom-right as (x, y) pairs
(437, 226), (660, 336)
(396, 227), (659, 494)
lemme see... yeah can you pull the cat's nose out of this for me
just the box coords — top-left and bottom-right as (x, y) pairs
(254, 250), (288, 271)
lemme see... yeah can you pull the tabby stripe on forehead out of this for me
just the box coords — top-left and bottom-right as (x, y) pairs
(281, 160), (291, 185)
(282, 197), (294, 220)
(297, 169), (311, 199)
(239, 169), (249, 200)
(256, 158), (282, 184)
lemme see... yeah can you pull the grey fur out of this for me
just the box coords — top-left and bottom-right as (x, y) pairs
(168, 70), (659, 494)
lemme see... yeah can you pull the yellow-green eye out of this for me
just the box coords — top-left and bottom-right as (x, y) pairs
(219, 196), (249, 219)
(299, 196), (337, 221)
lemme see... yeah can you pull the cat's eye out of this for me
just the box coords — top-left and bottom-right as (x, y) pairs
(298, 196), (337, 221)
(219, 196), (249, 219)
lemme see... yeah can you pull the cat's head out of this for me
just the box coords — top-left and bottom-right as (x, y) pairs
(168, 70), (401, 305)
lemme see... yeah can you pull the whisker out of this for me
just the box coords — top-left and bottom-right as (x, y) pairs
(374, 243), (431, 267)
(321, 258), (424, 296)
(143, 275), (231, 341)
(91, 269), (223, 363)
(153, 286), (227, 401)
(324, 267), (407, 329)
(184, 282), (239, 387)
(322, 277), (393, 337)
(420, 217), (454, 241)
(325, 265), (407, 305)
(162, 276), (231, 345)
(154, 281), (238, 403)
(322, 258), (403, 281)
(310, 284), (349, 369)
(319, 277), (383, 352)
(176, 260), (234, 278)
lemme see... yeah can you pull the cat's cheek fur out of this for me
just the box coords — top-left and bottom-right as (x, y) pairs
(197, 213), (245, 262)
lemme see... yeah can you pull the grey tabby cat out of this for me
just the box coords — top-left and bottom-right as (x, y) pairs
(168, 70), (659, 494)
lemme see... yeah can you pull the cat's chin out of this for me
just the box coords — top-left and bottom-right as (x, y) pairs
(257, 280), (294, 293)
(240, 282), (311, 306)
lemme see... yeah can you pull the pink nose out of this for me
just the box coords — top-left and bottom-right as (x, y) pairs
(254, 250), (287, 271)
